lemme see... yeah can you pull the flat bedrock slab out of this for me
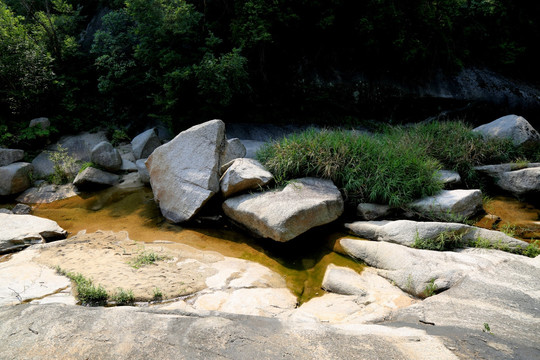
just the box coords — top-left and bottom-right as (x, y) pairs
(146, 120), (225, 223)
(0, 162), (33, 196)
(408, 189), (483, 220)
(473, 114), (540, 146)
(220, 158), (273, 198)
(0, 149), (24, 167)
(223, 177), (344, 242)
(0, 213), (67, 253)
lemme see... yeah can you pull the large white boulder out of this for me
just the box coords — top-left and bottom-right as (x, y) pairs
(146, 120), (226, 223)
(473, 114), (540, 146)
(0, 149), (24, 167)
(0, 163), (33, 196)
(222, 177), (344, 242)
(409, 189), (483, 220)
(90, 141), (122, 171)
(220, 158), (273, 198)
(0, 213), (67, 253)
(131, 128), (161, 160)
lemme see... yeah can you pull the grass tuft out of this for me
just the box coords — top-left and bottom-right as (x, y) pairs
(56, 266), (108, 306)
(412, 230), (466, 251)
(129, 250), (167, 269)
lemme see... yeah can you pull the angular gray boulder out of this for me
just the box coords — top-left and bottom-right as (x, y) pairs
(356, 203), (393, 221)
(0, 213), (67, 253)
(494, 167), (540, 197)
(409, 189), (482, 220)
(29, 117), (50, 129)
(223, 177), (344, 242)
(131, 128), (161, 160)
(435, 170), (461, 188)
(136, 159), (150, 184)
(345, 219), (528, 249)
(220, 158), (273, 198)
(146, 120), (226, 223)
(0, 149), (24, 167)
(473, 114), (540, 146)
(90, 141), (122, 171)
(220, 138), (246, 167)
(73, 167), (119, 189)
(0, 163), (33, 196)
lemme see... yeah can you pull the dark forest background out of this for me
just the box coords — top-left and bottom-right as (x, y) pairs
(1, 0), (539, 143)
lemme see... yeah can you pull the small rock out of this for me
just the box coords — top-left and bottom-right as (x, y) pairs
(136, 159), (150, 184)
(0, 163), (33, 196)
(0, 208), (12, 214)
(16, 183), (78, 204)
(131, 128), (161, 160)
(322, 264), (368, 296)
(220, 138), (246, 167)
(220, 158), (273, 198)
(223, 177), (344, 242)
(29, 117), (50, 130)
(435, 170), (461, 188)
(473, 114), (540, 147)
(409, 189), (483, 220)
(0, 149), (24, 167)
(90, 141), (122, 171)
(11, 204), (31, 215)
(120, 159), (137, 172)
(73, 167), (119, 190)
(356, 203), (393, 220)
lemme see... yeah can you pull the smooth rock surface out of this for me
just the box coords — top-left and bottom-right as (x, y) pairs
(220, 138), (246, 167)
(345, 220), (528, 249)
(474, 162), (540, 176)
(409, 189), (483, 220)
(146, 120), (225, 223)
(0, 149), (24, 166)
(495, 167), (540, 197)
(31, 131), (108, 177)
(473, 114), (540, 146)
(356, 203), (393, 220)
(0, 162), (33, 196)
(120, 158), (137, 172)
(435, 170), (461, 188)
(131, 128), (161, 160)
(16, 183), (78, 204)
(223, 177), (344, 242)
(73, 167), (119, 189)
(0, 213), (67, 253)
(220, 158), (273, 198)
(90, 141), (122, 171)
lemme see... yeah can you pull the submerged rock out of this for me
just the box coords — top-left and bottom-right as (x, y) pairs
(473, 114), (540, 147)
(223, 177), (344, 242)
(146, 120), (225, 223)
(0, 162), (33, 196)
(220, 158), (273, 198)
(408, 189), (483, 220)
(0, 213), (67, 253)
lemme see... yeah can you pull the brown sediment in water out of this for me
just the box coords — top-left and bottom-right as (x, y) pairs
(478, 196), (540, 241)
(31, 187), (364, 303)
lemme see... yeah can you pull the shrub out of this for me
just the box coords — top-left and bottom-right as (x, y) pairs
(48, 144), (77, 184)
(112, 288), (134, 305)
(412, 230), (466, 251)
(56, 267), (108, 306)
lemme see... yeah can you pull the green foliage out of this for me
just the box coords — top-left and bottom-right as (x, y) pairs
(48, 144), (77, 184)
(110, 128), (130, 146)
(152, 287), (163, 300)
(412, 230), (466, 251)
(257, 128), (442, 206)
(0, 124), (14, 146)
(56, 267), (108, 306)
(523, 241), (540, 258)
(129, 250), (167, 269)
(423, 278), (437, 298)
(111, 287), (134, 305)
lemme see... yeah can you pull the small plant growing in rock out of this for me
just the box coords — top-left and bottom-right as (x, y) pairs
(412, 230), (466, 251)
(423, 279), (437, 298)
(112, 288), (134, 305)
(483, 322), (493, 334)
(56, 266), (108, 306)
(48, 144), (77, 184)
(153, 287), (163, 301)
(129, 250), (167, 269)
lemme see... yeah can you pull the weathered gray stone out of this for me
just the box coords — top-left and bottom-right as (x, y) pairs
(220, 158), (273, 198)
(73, 167), (119, 189)
(435, 170), (461, 187)
(0, 162), (33, 196)
(473, 162), (540, 176)
(0, 149), (24, 166)
(117, 143), (136, 163)
(322, 264), (368, 296)
(29, 117), (50, 129)
(473, 114), (540, 146)
(31, 131), (108, 178)
(356, 203), (393, 220)
(0, 213), (67, 253)
(220, 138), (246, 167)
(120, 159), (137, 172)
(146, 120), (226, 223)
(136, 159), (150, 184)
(345, 219), (528, 249)
(131, 128), (161, 160)
(495, 167), (540, 197)
(223, 178), (344, 242)
(0, 208), (12, 214)
(16, 183), (78, 204)
(11, 203), (31, 215)
(409, 189), (483, 220)
(90, 141), (122, 171)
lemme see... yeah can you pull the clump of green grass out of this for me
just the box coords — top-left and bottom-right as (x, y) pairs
(257, 128), (442, 207)
(56, 266), (108, 306)
(423, 279), (437, 298)
(152, 287), (163, 301)
(111, 288), (135, 305)
(523, 240), (540, 258)
(129, 250), (167, 269)
(412, 230), (466, 251)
